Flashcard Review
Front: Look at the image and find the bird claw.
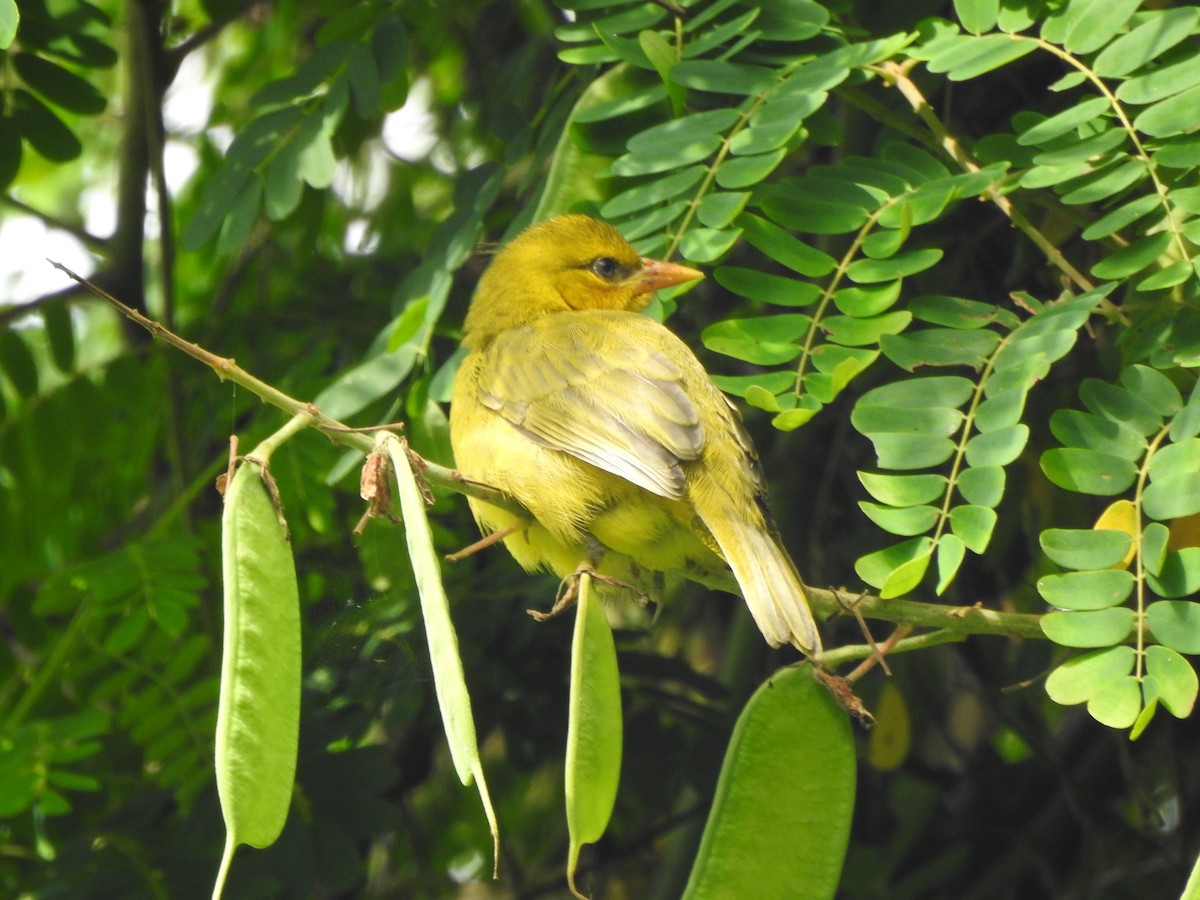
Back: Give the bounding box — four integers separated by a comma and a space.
526, 566, 650, 621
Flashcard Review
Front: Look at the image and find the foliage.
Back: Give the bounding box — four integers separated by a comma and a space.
6, 0, 1200, 897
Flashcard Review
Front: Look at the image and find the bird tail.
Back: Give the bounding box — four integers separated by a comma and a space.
709, 517, 822, 656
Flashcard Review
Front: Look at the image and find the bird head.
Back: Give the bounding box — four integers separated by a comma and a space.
462, 215, 704, 348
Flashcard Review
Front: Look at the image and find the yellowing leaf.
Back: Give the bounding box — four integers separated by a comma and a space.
1094, 499, 1137, 569
867, 682, 910, 771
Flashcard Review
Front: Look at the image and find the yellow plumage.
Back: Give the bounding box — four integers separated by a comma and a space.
449, 215, 821, 655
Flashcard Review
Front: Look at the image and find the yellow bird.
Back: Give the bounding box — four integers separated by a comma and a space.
449, 215, 821, 656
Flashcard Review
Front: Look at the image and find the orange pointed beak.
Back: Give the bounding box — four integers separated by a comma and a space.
635, 257, 704, 294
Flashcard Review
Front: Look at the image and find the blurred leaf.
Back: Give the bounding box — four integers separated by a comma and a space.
0, 0, 17, 49
12, 88, 81, 161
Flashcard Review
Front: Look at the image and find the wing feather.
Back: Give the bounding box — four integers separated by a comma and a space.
477, 312, 704, 498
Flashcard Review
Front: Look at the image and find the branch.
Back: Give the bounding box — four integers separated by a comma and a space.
167, 0, 271, 63
872, 61, 1127, 323
48, 261, 524, 516
51, 261, 1049, 643
0, 195, 109, 252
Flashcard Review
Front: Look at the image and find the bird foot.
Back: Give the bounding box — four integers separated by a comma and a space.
527, 567, 649, 621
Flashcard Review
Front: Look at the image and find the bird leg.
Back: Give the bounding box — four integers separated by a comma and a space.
444, 524, 522, 563
527, 566, 650, 621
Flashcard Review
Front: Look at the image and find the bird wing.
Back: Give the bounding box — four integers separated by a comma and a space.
475, 314, 704, 499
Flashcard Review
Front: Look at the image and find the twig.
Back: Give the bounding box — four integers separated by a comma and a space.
50, 261, 1052, 644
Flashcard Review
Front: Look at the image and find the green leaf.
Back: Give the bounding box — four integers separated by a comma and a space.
613, 133, 723, 176
1041, 608, 1135, 648
702, 315, 809, 365
565, 574, 622, 897
855, 537, 933, 593
1118, 53, 1200, 105
711, 371, 795, 398
1062, 0, 1142, 55
716, 149, 787, 189
1148, 549, 1200, 599
0, 0, 17, 50
0, 331, 38, 398
12, 89, 81, 162
680, 227, 741, 263
1050, 409, 1146, 460
1093, 8, 1200, 78
949, 504, 997, 553
882, 327, 999, 370
1040, 528, 1133, 570
975, 388, 1027, 432
1040, 447, 1138, 495
1044, 646, 1136, 705
1142, 522, 1170, 577
314, 348, 419, 421
1123, 364, 1180, 417
682, 666, 854, 900
954, 0, 999, 35
670, 60, 777, 94
739, 214, 837, 276
845, 248, 943, 284
715, 268, 821, 307
1146, 600, 1200, 654
858, 375, 975, 409
603, 170, 706, 220
927, 32, 1036, 80
1133, 83, 1200, 138
964, 424, 1029, 468
909, 294, 1003, 329
42, 300, 75, 373
760, 191, 871, 235
859, 502, 940, 537
834, 282, 902, 316
1059, 160, 1144, 206
1031, 127, 1126, 167
864, 434, 956, 470
13, 53, 107, 115
858, 472, 948, 507
1017, 97, 1111, 147
697, 192, 751, 230
1080, 376, 1165, 435
1137, 260, 1194, 292
1171, 378, 1200, 441
1038, 569, 1135, 610
825, 311, 913, 347
1087, 676, 1142, 729
1144, 472, 1200, 521
215, 460, 301, 868
936, 534, 967, 593
957, 465, 1005, 507
852, 405, 964, 437
0, 112, 20, 189
1144, 646, 1198, 718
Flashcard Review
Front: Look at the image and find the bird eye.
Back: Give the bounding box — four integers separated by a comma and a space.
590, 257, 620, 280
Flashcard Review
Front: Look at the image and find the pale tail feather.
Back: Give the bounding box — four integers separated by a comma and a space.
710, 518, 822, 656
